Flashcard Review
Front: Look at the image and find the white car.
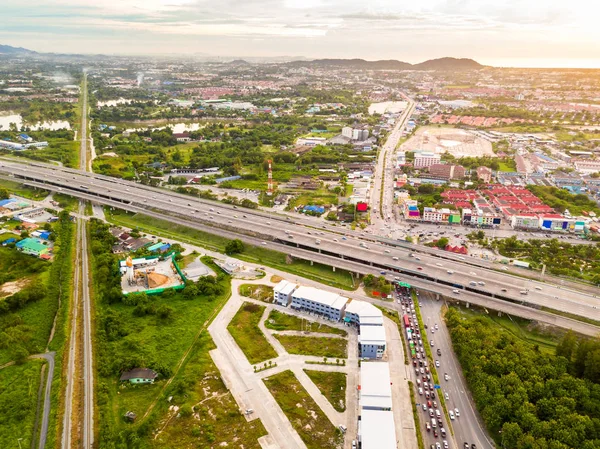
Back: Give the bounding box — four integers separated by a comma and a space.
444, 392, 449, 400
449, 410, 455, 420
444, 373, 450, 381
435, 360, 440, 367
455, 408, 460, 417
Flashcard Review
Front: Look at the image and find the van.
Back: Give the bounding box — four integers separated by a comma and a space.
392, 256, 399, 261
452, 289, 460, 294
447, 270, 454, 275
431, 418, 437, 429
418, 387, 423, 395
478, 281, 486, 286
339, 425, 347, 433
469, 281, 477, 286
520, 290, 528, 295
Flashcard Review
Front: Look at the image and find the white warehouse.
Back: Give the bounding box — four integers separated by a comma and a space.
273, 280, 297, 306
358, 362, 396, 449
290, 286, 348, 321
344, 300, 384, 326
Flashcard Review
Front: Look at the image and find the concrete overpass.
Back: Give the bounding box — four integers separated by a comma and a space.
1, 159, 599, 328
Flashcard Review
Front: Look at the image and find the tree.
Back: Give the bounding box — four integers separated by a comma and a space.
435, 237, 449, 249
225, 239, 245, 255
0, 188, 9, 200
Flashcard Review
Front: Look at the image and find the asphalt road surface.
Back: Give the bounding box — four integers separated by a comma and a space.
1, 160, 598, 324
30, 352, 56, 449
419, 292, 495, 449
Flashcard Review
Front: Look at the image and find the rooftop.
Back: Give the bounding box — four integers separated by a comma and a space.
292, 286, 348, 309
359, 325, 387, 345
360, 409, 397, 449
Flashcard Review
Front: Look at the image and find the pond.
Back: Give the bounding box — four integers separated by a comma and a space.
0, 113, 71, 130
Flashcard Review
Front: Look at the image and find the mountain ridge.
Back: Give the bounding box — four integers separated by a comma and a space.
286, 57, 484, 71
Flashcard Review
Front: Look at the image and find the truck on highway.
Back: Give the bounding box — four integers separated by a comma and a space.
512, 260, 530, 269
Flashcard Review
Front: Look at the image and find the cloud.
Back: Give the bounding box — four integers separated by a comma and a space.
0, 0, 599, 64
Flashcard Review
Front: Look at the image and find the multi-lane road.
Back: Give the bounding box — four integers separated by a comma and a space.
370, 98, 415, 225
1, 159, 599, 328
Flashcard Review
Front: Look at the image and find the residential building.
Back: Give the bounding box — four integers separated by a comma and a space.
511, 213, 541, 229
359, 325, 386, 358
413, 151, 441, 168
290, 286, 348, 321
402, 199, 420, 220
15, 238, 49, 257
476, 166, 493, 183
428, 163, 466, 180
273, 280, 297, 306
574, 161, 600, 175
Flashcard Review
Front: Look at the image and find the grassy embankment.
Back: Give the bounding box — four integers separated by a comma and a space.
265, 309, 347, 336
263, 370, 343, 449
303, 369, 346, 412
227, 302, 278, 365
105, 208, 356, 290
239, 284, 274, 303
274, 335, 347, 359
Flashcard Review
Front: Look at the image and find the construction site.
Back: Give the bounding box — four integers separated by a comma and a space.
120, 255, 186, 295
403, 126, 495, 158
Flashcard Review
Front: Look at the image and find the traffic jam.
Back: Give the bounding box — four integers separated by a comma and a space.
396, 283, 452, 449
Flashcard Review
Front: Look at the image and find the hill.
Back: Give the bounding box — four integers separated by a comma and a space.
287, 57, 484, 71
0, 45, 37, 55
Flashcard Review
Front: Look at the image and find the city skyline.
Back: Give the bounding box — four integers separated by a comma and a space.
1, 0, 600, 68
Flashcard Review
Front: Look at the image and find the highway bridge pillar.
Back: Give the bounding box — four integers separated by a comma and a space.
332, 266, 336, 272
436, 293, 440, 300
310, 260, 314, 266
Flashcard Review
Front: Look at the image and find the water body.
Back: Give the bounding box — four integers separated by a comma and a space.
126, 122, 204, 133
369, 101, 408, 115
0, 113, 71, 131
97, 98, 133, 107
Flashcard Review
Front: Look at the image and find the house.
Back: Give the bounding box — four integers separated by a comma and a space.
15, 238, 49, 257
119, 368, 158, 384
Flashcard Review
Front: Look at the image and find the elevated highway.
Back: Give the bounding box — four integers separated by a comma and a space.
1, 159, 599, 329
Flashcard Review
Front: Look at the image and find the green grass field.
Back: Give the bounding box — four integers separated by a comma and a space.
274, 335, 347, 359
265, 309, 347, 336
239, 284, 274, 303
0, 179, 49, 200
304, 369, 346, 412
105, 208, 357, 290
227, 302, 278, 365
98, 278, 232, 431
263, 370, 343, 449
0, 360, 45, 449
147, 332, 268, 448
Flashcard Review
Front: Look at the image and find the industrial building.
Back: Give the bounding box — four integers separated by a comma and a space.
358, 362, 396, 449
290, 286, 348, 321
359, 325, 386, 358
0, 139, 48, 151
273, 279, 297, 306
344, 300, 383, 326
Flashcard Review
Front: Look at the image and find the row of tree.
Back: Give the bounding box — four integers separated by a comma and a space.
446, 308, 600, 449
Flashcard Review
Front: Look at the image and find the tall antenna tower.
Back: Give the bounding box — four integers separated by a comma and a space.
267, 159, 274, 196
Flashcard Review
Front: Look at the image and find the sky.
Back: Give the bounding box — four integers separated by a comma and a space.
1, 0, 600, 68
